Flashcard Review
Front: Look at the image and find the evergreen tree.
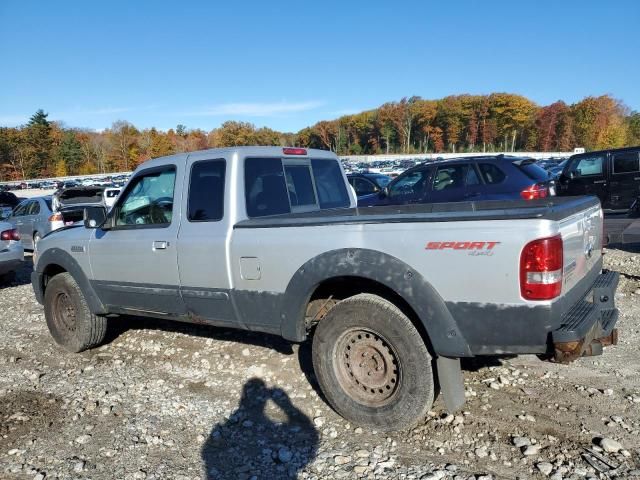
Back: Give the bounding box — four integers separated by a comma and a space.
56, 131, 83, 175
24, 109, 53, 177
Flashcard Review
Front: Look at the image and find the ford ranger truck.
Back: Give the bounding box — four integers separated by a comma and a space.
31, 146, 619, 431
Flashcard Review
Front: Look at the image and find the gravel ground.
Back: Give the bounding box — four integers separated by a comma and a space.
0, 250, 639, 480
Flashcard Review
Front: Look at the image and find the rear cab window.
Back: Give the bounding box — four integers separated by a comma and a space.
245, 157, 350, 217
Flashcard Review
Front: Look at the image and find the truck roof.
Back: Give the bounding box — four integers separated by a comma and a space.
137, 146, 337, 170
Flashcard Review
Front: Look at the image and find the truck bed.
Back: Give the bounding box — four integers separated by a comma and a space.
235, 196, 600, 228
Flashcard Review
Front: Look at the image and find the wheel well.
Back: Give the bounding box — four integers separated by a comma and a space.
306, 276, 434, 352
42, 264, 67, 291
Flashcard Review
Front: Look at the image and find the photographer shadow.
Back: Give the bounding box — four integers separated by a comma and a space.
201, 378, 319, 479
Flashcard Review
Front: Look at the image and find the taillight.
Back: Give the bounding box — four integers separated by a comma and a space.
0, 229, 20, 241
282, 147, 307, 155
520, 235, 563, 300
48, 213, 63, 222
520, 183, 549, 200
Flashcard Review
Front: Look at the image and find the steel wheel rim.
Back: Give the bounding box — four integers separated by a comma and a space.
334, 328, 401, 407
53, 291, 77, 332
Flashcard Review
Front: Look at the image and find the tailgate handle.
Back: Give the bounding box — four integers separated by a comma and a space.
593, 180, 607, 184
152, 240, 168, 250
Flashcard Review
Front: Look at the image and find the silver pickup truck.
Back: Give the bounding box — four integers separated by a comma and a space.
32, 146, 619, 430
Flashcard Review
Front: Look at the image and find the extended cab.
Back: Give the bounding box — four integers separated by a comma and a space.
32, 146, 619, 430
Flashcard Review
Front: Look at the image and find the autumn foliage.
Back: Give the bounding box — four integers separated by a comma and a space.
1, 93, 640, 181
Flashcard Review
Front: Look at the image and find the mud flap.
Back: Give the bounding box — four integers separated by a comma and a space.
436, 356, 465, 413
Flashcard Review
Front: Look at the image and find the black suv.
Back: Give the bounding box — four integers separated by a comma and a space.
557, 146, 640, 212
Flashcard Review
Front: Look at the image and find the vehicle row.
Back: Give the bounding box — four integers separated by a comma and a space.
348, 147, 640, 214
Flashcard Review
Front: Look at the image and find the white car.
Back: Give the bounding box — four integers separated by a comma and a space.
0, 221, 24, 281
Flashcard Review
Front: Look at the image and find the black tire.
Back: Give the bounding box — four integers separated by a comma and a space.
312, 293, 434, 431
44, 272, 107, 353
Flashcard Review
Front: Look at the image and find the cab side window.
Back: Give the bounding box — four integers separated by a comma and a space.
571, 156, 604, 176
115, 168, 176, 227
188, 159, 226, 222
612, 151, 640, 174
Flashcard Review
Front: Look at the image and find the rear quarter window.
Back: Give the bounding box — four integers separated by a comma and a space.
478, 164, 506, 184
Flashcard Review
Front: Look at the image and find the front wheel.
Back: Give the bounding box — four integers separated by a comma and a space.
44, 272, 107, 352
312, 293, 434, 431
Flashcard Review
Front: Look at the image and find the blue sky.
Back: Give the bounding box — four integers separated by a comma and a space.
1, 0, 639, 132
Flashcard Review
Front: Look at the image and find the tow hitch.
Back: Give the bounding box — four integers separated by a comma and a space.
554, 328, 619, 363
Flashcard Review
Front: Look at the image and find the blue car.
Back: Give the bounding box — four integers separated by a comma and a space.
358, 155, 555, 207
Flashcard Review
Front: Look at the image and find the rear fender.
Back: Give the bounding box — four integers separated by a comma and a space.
279, 248, 472, 357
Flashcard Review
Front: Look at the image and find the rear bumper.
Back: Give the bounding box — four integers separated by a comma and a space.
447, 258, 620, 358
552, 270, 619, 362
0, 243, 24, 275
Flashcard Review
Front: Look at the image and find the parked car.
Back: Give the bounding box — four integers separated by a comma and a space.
557, 146, 640, 212
358, 155, 555, 207
33, 146, 617, 431
7, 196, 63, 250
548, 159, 568, 179
347, 173, 392, 197
103, 187, 121, 209
0, 221, 24, 281
0, 190, 20, 219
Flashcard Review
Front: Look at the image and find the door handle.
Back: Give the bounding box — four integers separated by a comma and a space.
152, 240, 168, 250
593, 180, 607, 184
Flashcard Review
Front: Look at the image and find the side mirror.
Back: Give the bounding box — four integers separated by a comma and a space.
569, 171, 579, 180
381, 186, 389, 198
83, 206, 108, 229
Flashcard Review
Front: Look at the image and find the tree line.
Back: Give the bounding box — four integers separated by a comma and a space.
1, 93, 639, 181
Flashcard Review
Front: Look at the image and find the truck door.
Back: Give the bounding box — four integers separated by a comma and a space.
176, 155, 235, 324
562, 154, 608, 207
88, 164, 186, 316
608, 149, 640, 210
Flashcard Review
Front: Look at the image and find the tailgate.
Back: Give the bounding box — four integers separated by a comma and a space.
559, 202, 603, 294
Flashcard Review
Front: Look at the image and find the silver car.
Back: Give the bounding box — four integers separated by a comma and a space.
8, 196, 64, 250
0, 220, 24, 280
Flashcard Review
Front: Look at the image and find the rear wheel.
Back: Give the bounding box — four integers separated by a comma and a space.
44, 273, 107, 352
312, 293, 434, 431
